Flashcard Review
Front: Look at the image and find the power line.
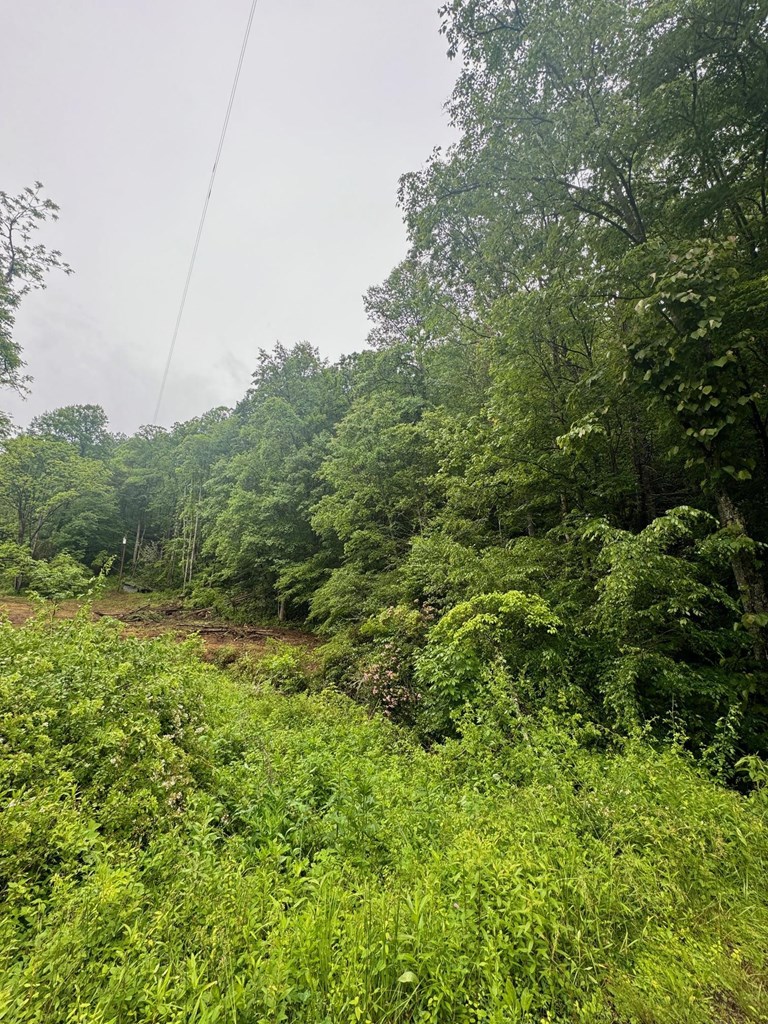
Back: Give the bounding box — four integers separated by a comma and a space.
153, 0, 259, 424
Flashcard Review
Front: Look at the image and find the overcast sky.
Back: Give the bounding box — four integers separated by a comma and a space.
3, 1, 458, 434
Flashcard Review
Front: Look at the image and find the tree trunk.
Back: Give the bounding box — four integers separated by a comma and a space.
185, 508, 199, 590
131, 520, 142, 574
631, 432, 656, 528
716, 490, 768, 661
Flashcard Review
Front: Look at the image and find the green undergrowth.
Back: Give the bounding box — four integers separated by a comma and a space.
1, 612, 767, 1023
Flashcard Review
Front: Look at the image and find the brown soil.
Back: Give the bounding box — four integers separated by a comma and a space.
0, 592, 318, 658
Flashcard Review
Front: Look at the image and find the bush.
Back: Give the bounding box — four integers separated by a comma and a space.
0, 541, 33, 593
0, 543, 92, 599
581, 507, 764, 759
415, 590, 564, 735
352, 603, 433, 723
316, 604, 434, 723
27, 552, 92, 600
0, 613, 209, 867
184, 581, 222, 611
236, 639, 313, 693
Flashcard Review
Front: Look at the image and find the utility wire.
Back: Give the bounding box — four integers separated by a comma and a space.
153, 0, 259, 424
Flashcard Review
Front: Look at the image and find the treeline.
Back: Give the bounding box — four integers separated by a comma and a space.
2, 0, 768, 762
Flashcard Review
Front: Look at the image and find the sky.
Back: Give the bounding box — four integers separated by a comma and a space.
3, 1, 458, 434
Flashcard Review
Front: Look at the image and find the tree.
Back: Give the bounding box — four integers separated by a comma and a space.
111, 426, 178, 583
0, 183, 71, 393
397, 0, 768, 654
0, 436, 116, 561
0, 277, 25, 396
28, 404, 113, 459
308, 352, 441, 627
204, 344, 347, 616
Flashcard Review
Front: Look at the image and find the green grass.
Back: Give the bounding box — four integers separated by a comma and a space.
1, 612, 767, 1022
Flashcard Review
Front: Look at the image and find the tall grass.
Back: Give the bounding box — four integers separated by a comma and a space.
1, 612, 766, 1022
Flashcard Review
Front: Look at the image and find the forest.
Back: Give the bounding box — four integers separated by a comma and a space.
2, 1, 768, 1021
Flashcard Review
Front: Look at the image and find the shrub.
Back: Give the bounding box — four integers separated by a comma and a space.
0, 613, 209, 873
0, 541, 33, 593
582, 507, 763, 758
0, 543, 92, 599
27, 552, 92, 600
237, 639, 313, 693
354, 603, 433, 723
415, 590, 564, 735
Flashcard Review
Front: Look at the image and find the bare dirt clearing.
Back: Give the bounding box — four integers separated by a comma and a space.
0, 592, 317, 658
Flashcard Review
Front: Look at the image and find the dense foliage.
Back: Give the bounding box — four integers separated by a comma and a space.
2, 614, 768, 1023
2, 0, 767, 768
